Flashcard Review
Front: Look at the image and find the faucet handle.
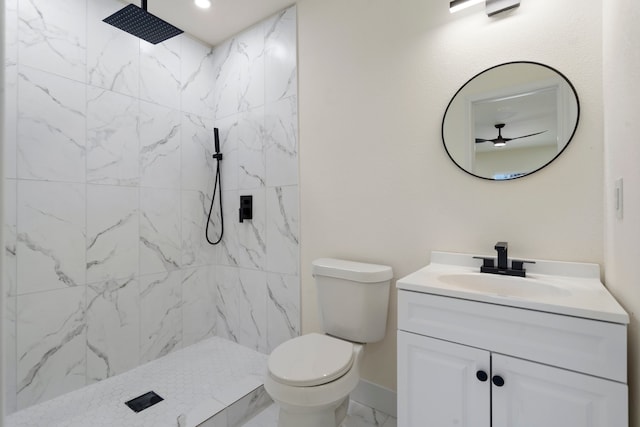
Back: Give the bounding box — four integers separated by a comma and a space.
473, 256, 495, 268
511, 259, 536, 271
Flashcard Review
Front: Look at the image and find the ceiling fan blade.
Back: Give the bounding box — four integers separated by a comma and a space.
506, 130, 547, 141
475, 138, 493, 143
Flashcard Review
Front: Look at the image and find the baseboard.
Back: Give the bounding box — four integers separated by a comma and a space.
351, 379, 397, 418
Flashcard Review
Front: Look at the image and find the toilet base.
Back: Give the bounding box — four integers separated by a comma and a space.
277, 396, 349, 427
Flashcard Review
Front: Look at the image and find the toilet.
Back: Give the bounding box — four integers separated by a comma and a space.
264, 258, 393, 427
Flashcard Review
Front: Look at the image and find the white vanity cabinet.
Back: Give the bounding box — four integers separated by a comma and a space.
397, 290, 628, 427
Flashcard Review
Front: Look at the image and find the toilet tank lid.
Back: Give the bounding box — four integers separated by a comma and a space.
312, 258, 393, 283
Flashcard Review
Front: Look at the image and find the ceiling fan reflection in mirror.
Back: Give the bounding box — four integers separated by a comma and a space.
475, 123, 547, 147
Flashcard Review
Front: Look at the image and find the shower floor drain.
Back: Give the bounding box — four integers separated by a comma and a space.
125, 391, 164, 413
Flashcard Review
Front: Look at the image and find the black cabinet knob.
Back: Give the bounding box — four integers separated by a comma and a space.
492, 375, 505, 387
476, 370, 488, 382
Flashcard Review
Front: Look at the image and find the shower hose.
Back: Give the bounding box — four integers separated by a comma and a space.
205, 128, 223, 245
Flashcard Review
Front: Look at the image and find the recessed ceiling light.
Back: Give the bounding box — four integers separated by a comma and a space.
194, 0, 211, 9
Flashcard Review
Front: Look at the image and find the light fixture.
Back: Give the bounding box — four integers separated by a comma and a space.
486, 0, 520, 16
194, 0, 211, 9
449, 0, 484, 13
449, 0, 520, 16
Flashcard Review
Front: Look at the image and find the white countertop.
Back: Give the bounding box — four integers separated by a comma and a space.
397, 251, 629, 324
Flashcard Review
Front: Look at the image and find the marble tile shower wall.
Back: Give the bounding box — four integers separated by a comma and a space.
2, 0, 299, 413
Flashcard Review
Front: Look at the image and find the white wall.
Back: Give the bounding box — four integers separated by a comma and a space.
603, 0, 640, 424
297, 0, 604, 390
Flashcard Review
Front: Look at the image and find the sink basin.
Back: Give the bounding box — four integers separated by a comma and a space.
396, 251, 630, 324
437, 273, 572, 299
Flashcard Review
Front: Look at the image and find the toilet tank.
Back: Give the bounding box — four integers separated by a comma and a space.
312, 258, 393, 343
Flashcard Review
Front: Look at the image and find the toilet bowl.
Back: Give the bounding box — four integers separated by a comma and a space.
265, 333, 364, 427
264, 258, 393, 427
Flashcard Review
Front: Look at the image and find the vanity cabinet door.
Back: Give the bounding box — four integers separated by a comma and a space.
398, 331, 490, 427
491, 354, 628, 427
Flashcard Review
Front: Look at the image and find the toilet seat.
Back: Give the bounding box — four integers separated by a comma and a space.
268, 333, 354, 387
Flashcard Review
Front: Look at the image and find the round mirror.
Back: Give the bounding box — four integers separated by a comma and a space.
442, 61, 580, 181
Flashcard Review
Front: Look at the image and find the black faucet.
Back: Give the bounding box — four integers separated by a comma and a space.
474, 241, 535, 277
495, 241, 508, 269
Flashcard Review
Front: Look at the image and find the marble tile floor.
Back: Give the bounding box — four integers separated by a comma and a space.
244, 401, 397, 427
6, 334, 396, 427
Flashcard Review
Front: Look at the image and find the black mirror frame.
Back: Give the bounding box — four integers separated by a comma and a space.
441, 61, 580, 181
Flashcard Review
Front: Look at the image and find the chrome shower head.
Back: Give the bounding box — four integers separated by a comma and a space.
103, 0, 183, 45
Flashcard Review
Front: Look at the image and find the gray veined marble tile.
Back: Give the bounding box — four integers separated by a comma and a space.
214, 266, 241, 345
181, 36, 216, 118
16, 286, 87, 410
6, 337, 268, 426
219, 189, 240, 267
238, 108, 266, 191
87, 0, 140, 96
5, 294, 18, 415
4, 0, 18, 179
242, 402, 280, 427
238, 188, 267, 271
226, 386, 273, 427
182, 266, 217, 347
4, 0, 18, 66
3, 68, 18, 179
342, 401, 390, 427
215, 266, 267, 352
237, 269, 268, 353
211, 24, 265, 120
17, 66, 87, 183
86, 87, 140, 186
381, 417, 397, 427
140, 271, 183, 363
181, 113, 216, 193
140, 187, 181, 275
17, 180, 86, 295
180, 189, 219, 268
140, 37, 181, 109
4, 180, 18, 413
215, 115, 241, 192
266, 273, 300, 352
86, 276, 140, 384
18, 0, 87, 82
86, 184, 139, 284
140, 101, 182, 189
4, 179, 17, 297
265, 96, 298, 187
265, 6, 298, 104
266, 186, 299, 275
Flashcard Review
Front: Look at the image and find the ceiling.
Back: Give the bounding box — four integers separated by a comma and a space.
130, 0, 296, 46
474, 88, 559, 153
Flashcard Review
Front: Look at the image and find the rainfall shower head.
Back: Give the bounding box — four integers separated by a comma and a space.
103, 0, 183, 45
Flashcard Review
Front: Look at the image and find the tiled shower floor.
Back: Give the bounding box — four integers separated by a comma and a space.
6, 336, 397, 427
6, 337, 270, 427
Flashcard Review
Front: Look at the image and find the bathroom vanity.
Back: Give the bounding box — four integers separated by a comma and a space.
397, 251, 629, 427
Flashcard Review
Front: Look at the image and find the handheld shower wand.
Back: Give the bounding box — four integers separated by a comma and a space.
206, 128, 223, 245
212, 128, 222, 160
